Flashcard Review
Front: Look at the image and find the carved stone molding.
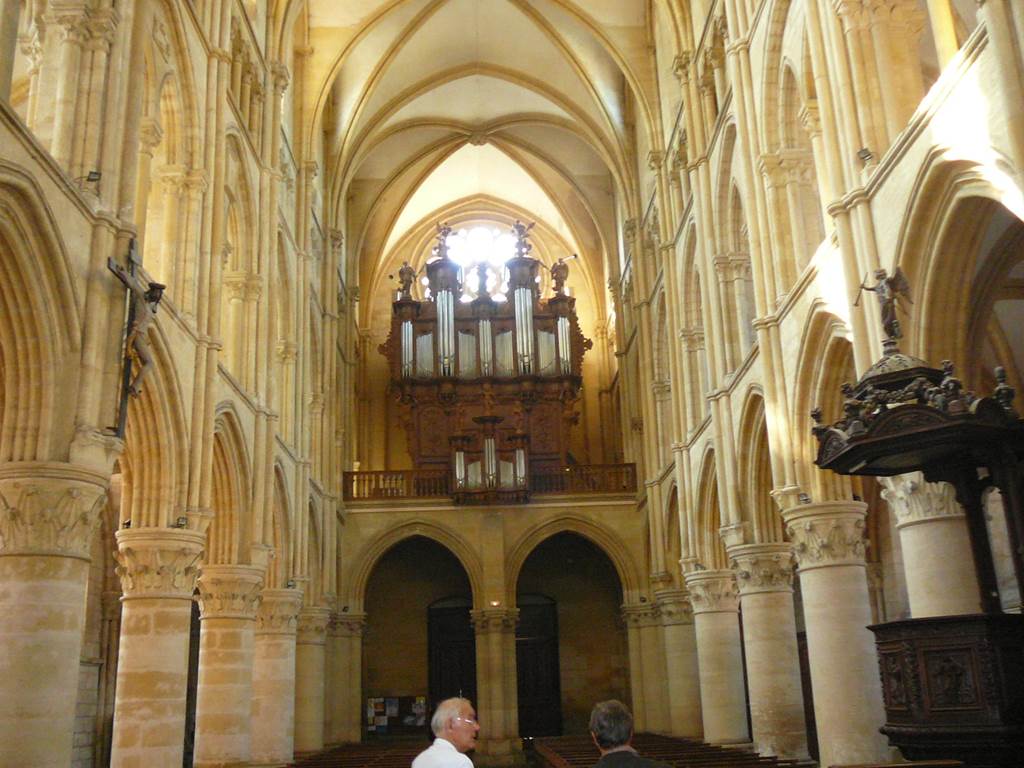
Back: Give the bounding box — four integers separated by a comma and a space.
655, 588, 694, 626
256, 588, 303, 635
728, 543, 796, 596
684, 569, 739, 614
197, 564, 264, 620
672, 52, 692, 84
783, 501, 868, 571
621, 603, 661, 628
114, 528, 205, 600
0, 464, 108, 560
296, 607, 331, 644
138, 117, 164, 152
471, 607, 519, 633
878, 471, 962, 529
276, 339, 298, 363
46, 10, 90, 45
335, 612, 368, 638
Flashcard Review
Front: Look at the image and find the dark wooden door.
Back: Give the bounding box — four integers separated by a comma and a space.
516, 595, 562, 737
428, 597, 477, 708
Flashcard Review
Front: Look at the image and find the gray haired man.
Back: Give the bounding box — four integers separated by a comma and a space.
412, 697, 479, 767
589, 700, 670, 768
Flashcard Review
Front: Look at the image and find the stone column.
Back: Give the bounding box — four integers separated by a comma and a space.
472, 607, 520, 766
622, 604, 648, 732
251, 587, 303, 766
293, 607, 330, 754
0, 0, 21, 101
729, 543, 809, 759
656, 589, 702, 738
44, 10, 89, 168
0, 464, 108, 768
331, 613, 366, 744
622, 603, 669, 733
879, 472, 982, 616
925, 0, 959, 66
324, 612, 343, 746
684, 569, 749, 745
192, 564, 264, 767
110, 527, 205, 768
784, 501, 889, 767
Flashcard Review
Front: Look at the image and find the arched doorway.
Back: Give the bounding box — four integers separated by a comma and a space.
515, 532, 629, 736
363, 536, 475, 737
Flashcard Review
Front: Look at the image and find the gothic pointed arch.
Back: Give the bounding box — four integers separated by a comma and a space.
347, 519, 484, 611
504, 515, 642, 605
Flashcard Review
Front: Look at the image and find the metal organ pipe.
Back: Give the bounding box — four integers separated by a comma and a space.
514, 287, 534, 375
437, 289, 455, 376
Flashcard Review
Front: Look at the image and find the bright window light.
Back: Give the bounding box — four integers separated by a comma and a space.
445, 226, 515, 302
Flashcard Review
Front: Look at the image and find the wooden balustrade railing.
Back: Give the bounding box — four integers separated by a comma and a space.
342, 464, 636, 501
342, 469, 451, 501
530, 464, 637, 494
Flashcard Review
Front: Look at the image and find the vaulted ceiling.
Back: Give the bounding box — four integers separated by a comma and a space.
294, 0, 672, 327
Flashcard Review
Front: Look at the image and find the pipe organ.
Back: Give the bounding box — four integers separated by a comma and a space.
380, 222, 591, 503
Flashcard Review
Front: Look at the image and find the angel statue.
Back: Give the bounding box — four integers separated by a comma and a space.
858, 267, 912, 340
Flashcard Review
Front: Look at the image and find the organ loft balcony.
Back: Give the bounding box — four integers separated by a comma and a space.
345, 221, 636, 504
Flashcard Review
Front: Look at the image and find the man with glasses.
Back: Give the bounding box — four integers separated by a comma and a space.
412, 697, 479, 767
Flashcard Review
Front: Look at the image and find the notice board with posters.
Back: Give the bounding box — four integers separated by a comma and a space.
364, 695, 428, 735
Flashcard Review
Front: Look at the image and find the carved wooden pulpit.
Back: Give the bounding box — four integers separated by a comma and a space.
379, 222, 591, 504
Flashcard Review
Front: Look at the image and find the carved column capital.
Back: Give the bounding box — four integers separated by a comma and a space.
138, 117, 164, 153
335, 612, 367, 638
655, 588, 694, 625
621, 603, 661, 627
759, 151, 786, 186
256, 587, 303, 635
114, 528, 205, 600
879, 471, 962, 529
46, 10, 90, 45
296, 607, 331, 645
0, 463, 108, 559
680, 327, 705, 351
684, 569, 739, 614
196, 564, 264, 620
86, 8, 119, 51
672, 52, 692, 84
783, 501, 868, 571
271, 62, 290, 94
728, 543, 796, 596
471, 607, 519, 633
157, 163, 187, 190
276, 339, 298, 363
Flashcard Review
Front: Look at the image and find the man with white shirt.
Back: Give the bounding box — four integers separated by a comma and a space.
412, 697, 479, 767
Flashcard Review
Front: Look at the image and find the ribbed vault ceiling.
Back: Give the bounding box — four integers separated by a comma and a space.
297, 0, 667, 325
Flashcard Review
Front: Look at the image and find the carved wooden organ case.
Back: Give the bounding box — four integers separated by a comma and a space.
379, 224, 591, 503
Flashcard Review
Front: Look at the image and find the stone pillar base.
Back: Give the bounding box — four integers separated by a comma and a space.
474, 737, 526, 767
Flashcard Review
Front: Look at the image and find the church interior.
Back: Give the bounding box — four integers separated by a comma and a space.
1, 0, 1023, 767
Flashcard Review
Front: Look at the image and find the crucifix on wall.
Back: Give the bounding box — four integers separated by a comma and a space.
107, 239, 165, 437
